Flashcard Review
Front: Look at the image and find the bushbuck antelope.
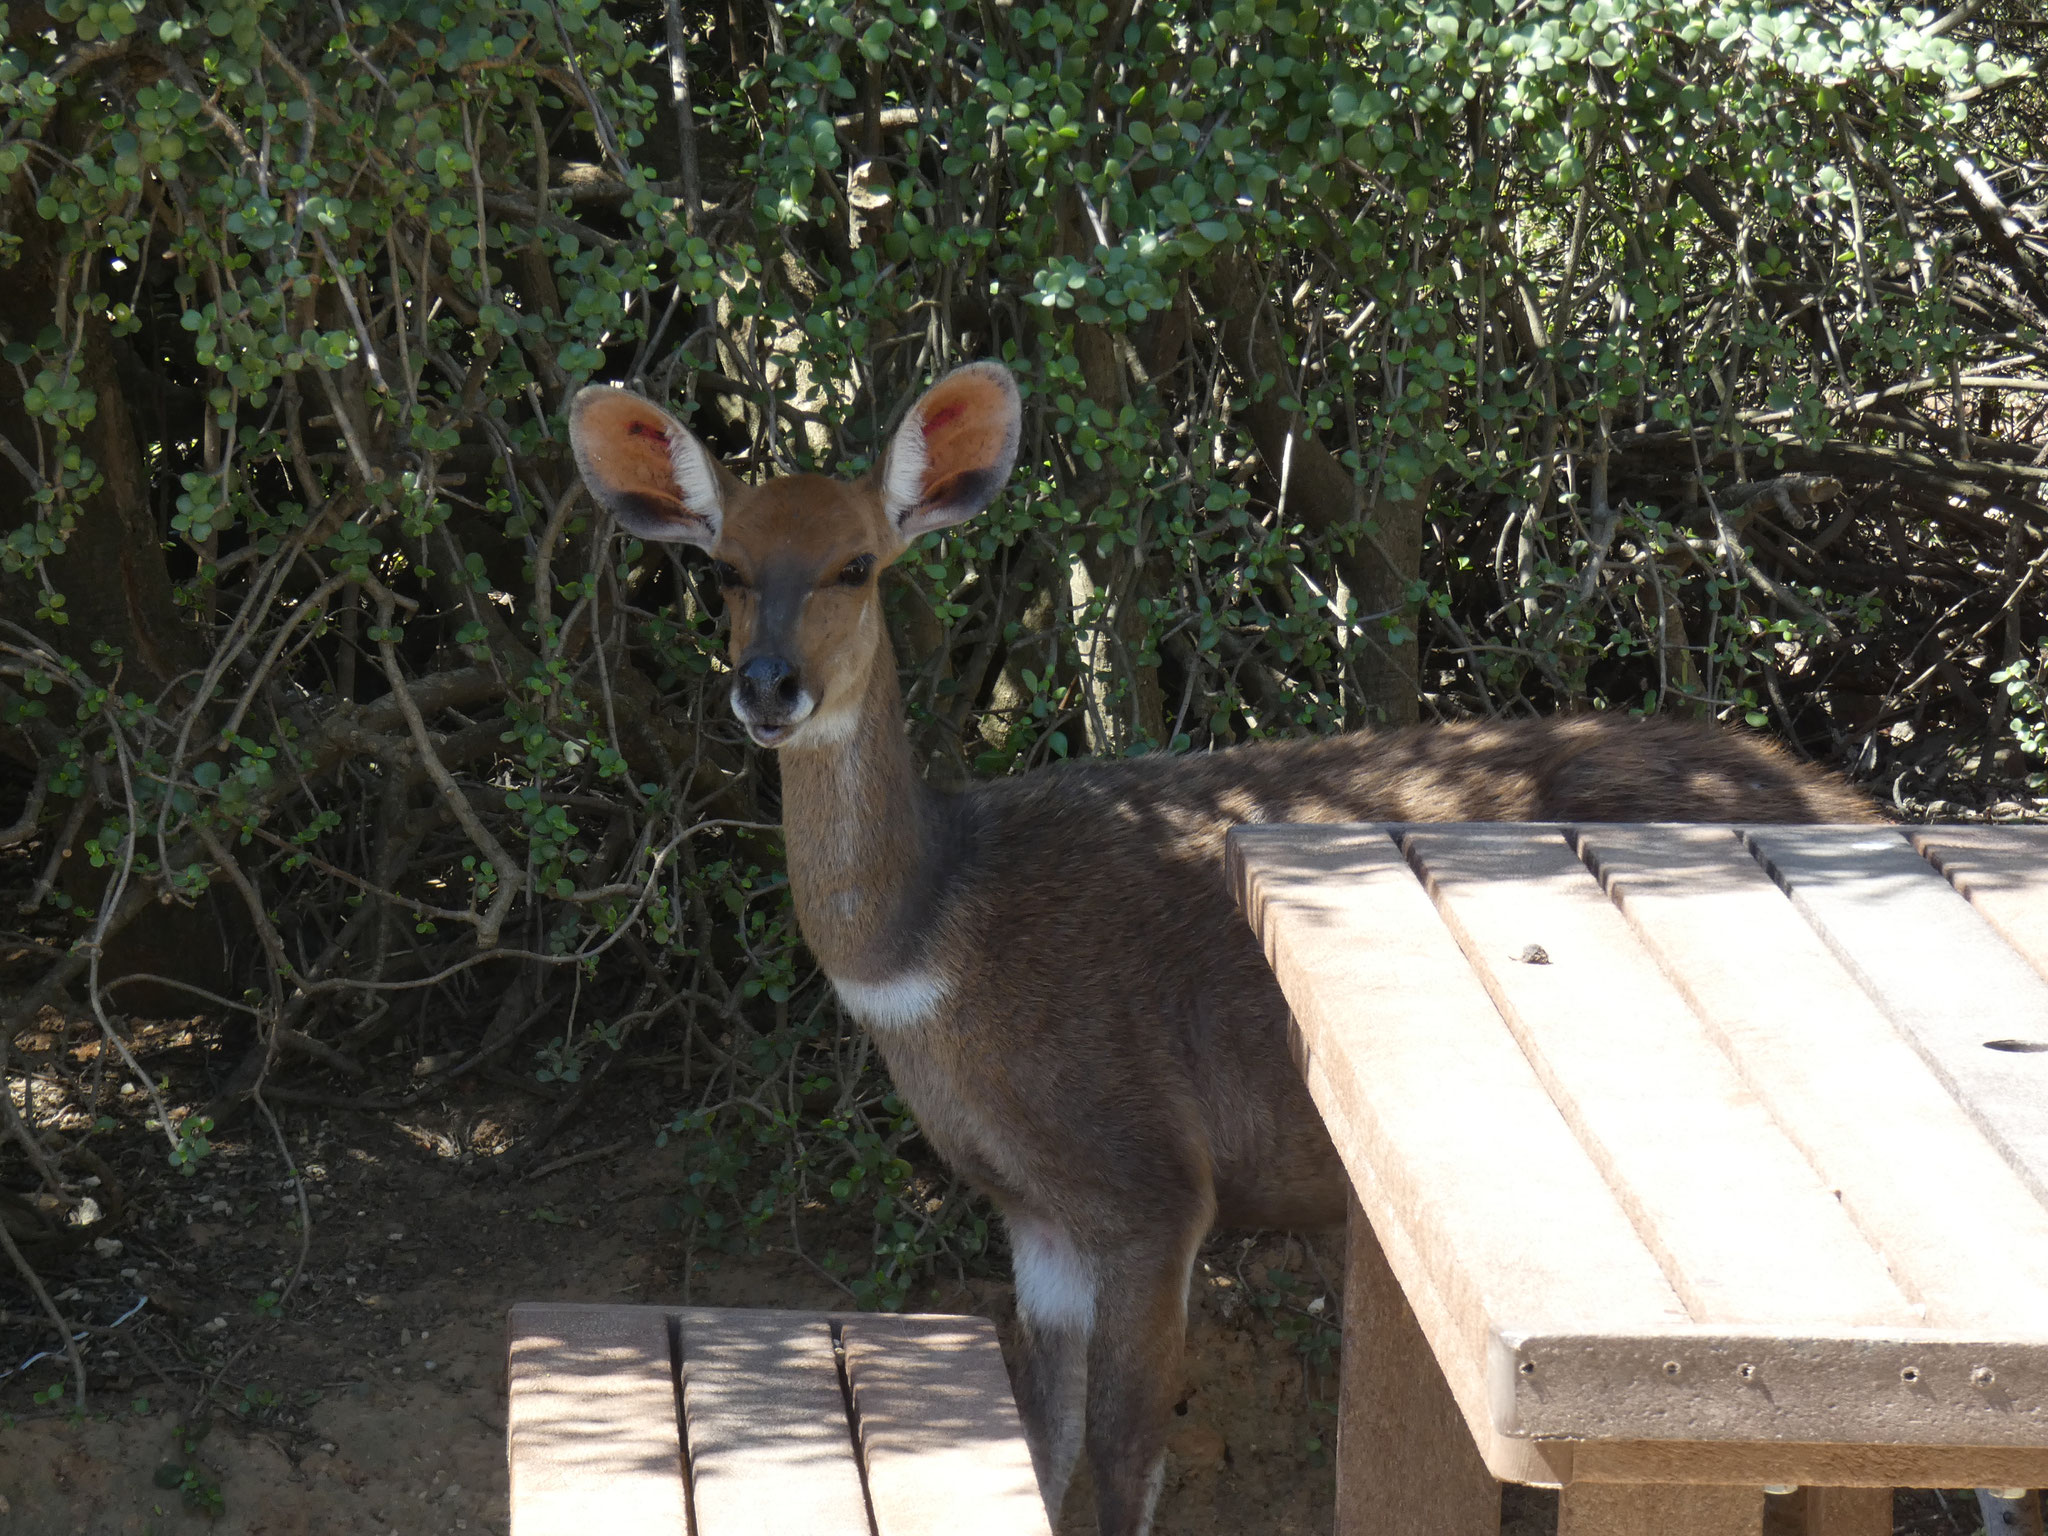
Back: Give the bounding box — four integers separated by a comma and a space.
569, 363, 1874, 1536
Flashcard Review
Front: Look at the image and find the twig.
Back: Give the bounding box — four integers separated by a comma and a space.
664, 0, 701, 232
250, 1085, 313, 1308
310, 227, 389, 394
0, 762, 50, 849
273, 1027, 367, 1080
522, 1137, 632, 1181
368, 586, 525, 946
0, 1207, 86, 1407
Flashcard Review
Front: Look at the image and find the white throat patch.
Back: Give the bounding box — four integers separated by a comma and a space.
832, 969, 948, 1032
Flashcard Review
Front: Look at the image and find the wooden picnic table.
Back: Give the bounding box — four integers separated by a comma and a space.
1228, 822, 2048, 1536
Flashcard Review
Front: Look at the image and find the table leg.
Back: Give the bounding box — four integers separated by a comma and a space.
1782, 1486, 1892, 1536
1979, 1489, 2045, 1536
1338, 1191, 1499, 1536
1559, 1482, 1764, 1536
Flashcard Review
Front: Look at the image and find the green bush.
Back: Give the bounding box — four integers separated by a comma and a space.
1, 0, 2041, 1334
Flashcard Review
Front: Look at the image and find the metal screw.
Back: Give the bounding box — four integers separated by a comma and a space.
1762, 1484, 1799, 1497
1972, 1367, 1997, 1388
1662, 1361, 1682, 1378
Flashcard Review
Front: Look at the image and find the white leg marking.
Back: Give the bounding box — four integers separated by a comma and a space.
1010, 1216, 1092, 1519
1133, 1453, 1166, 1536
832, 969, 949, 1032
1010, 1217, 1097, 1335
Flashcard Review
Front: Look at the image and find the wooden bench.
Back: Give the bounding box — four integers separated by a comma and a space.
506, 1302, 1051, 1536
1229, 822, 2048, 1536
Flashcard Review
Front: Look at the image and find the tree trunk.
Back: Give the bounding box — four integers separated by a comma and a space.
1198, 254, 1430, 725
0, 178, 203, 694
2, 164, 222, 1009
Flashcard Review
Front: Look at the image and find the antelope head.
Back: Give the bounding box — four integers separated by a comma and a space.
568, 363, 1022, 749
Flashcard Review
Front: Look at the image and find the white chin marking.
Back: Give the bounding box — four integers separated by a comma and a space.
782, 703, 857, 749
833, 969, 948, 1033
1010, 1217, 1096, 1335
733, 691, 816, 747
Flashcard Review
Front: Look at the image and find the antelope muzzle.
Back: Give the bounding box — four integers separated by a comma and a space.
731, 653, 814, 745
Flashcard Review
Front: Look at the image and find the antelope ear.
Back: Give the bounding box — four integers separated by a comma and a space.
878, 362, 1022, 549
567, 386, 730, 549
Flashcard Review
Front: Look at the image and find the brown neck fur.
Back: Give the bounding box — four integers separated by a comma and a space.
775, 626, 939, 984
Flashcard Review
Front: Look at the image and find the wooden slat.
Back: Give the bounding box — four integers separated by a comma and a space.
1744, 826, 2048, 1208
1299, 1036, 1567, 1487
1336, 1190, 1502, 1536
1566, 1440, 2048, 1490
1228, 825, 1690, 1349
839, 1314, 1051, 1536
1912, 826, 2048, 986
506, 1302, 690, 1536
1558, 1481, 1764, 1536
1491, 1325, 2048, 1444
1404, 825, 1912, 1328
1573, 824, 2048, 1332
1787, 1486, 1893, 1536
675, 1308, 871, 1536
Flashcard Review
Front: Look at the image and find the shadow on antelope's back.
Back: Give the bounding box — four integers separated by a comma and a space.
568, 361, 1875, 1536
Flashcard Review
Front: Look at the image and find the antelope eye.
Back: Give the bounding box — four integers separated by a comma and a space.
835, 554, 876, 588
710, 560, 746, 590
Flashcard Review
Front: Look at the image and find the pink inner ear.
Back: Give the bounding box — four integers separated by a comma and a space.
627, 420, 672, 448
922, 403, 964, 438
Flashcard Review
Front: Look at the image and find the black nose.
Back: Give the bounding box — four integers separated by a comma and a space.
737, 656, 801, 709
